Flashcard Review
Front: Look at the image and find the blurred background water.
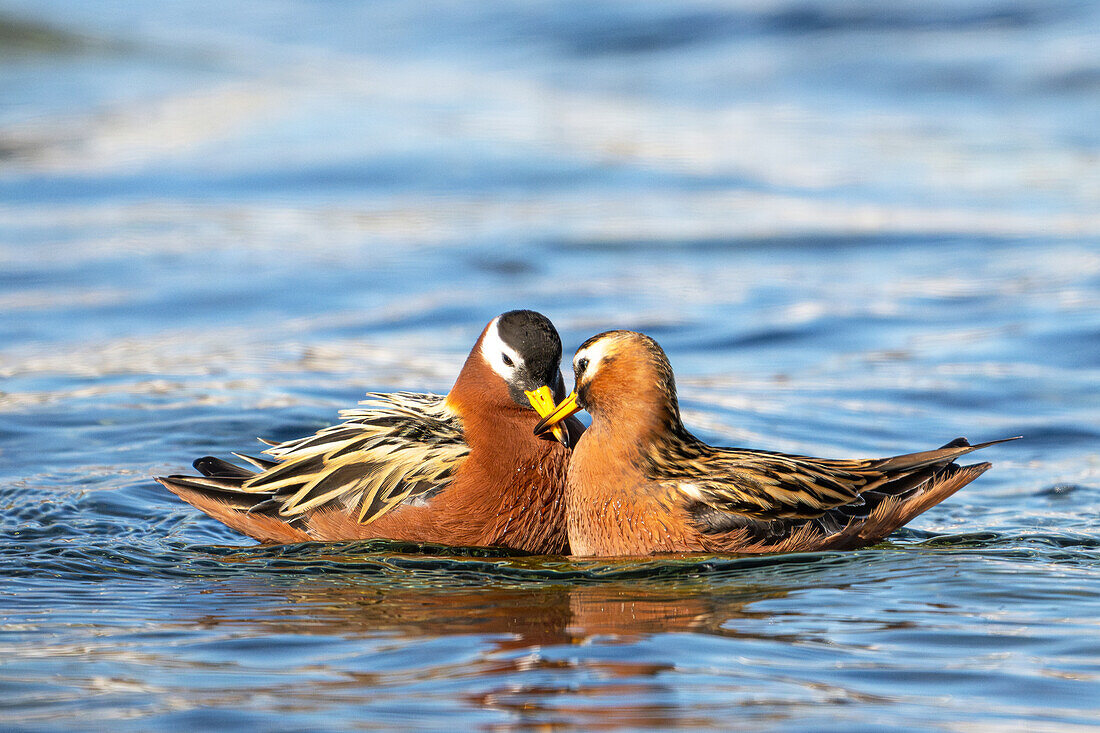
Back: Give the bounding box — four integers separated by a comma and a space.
2, 1, 1099, 730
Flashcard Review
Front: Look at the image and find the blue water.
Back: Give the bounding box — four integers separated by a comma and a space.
2, 1, 1100, 730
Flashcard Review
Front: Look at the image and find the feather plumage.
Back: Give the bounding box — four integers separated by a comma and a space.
158, 310, 580, 553
162, 392, 468, 526
650, 436, 1019, 523
539, 329, 1018, 556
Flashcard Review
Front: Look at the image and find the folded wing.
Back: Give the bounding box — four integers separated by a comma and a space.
672, 436, 1019, 530
159, 392, 469, 526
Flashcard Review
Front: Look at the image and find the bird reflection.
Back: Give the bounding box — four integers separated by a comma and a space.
192, 572, 794, 644
177, 556, 805, 727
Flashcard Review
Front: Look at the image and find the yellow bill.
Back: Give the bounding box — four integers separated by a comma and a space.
531, 390, 582, 445
525, 386, 571, 447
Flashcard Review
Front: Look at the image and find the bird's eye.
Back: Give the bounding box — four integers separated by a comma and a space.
576, 357, 589, 374
501, 353, 514, 367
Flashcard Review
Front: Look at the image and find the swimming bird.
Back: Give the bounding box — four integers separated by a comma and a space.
158, 310, 584, 553
534, 330, 1018, 557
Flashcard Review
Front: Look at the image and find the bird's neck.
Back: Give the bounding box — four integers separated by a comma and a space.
586, 399, 688, 467
461, 405, 571, 552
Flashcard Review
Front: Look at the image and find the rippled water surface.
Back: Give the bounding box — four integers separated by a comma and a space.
2, 1, 1100, 730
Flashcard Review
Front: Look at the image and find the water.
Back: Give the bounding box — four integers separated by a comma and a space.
2, 1, 1099, 729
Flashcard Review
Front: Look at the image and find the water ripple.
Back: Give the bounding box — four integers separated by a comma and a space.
5, 532, 1099, 589
4, 0, 1100, 728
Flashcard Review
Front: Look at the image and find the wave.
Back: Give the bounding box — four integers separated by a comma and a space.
5, 530, 1097, 586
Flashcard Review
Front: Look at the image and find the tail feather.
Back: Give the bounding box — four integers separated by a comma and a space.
883, 461, 991, 530
157, 457, 311, 544
825, 461, 992, 550
160, 474, 247, 495
808, 436, 1012, 543
717, 434, 1007, 554
872, 436, 1020, 473
194, 456, 255, 479
164, 454, 275, 495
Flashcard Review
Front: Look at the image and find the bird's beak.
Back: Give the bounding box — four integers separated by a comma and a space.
525, 386, 571, 447
532, 391, 582, 445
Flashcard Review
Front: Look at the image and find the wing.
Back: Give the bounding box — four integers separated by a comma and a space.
664, 436, 1018, 522
174, 392, 470, 525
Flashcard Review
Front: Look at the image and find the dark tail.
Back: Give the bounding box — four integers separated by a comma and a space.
823, 435, 1018, 548
757, 436, 1016, 552
157, 455, 310, 544
871, 435, 1020, 473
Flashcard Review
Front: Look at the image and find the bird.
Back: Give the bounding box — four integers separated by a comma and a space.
534, 330, 1019, 557
157, 310, 584, 553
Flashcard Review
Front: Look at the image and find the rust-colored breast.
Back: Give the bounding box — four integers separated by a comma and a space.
305, 411, 574, 554
566, 432, 703, 556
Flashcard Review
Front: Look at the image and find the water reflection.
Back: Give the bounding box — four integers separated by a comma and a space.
8, 537, 1100, 728
193, 576, 791, 644
5, 0, 1100, 728
173, 576, 798, 727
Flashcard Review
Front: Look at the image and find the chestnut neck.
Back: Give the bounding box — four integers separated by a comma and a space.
446, 335, 563, 492
583, 354, 687, 464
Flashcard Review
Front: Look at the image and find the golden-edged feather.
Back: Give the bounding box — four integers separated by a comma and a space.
162, 392, 469, 526
650, 435, 1020, 523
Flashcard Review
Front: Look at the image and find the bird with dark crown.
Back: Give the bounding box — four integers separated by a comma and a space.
158, 310, 584, 553
535, 330, 1018, 557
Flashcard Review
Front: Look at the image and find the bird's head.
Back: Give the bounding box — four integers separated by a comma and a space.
449, 310, 572, 446
534, 330, 682, 442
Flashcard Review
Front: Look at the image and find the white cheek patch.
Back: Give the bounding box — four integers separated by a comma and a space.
480, 317, 524, 381
573, 349, 587, 374
574, 338, 612, 378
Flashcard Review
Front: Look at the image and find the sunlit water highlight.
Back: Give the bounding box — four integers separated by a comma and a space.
2, 1, 1099, 730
